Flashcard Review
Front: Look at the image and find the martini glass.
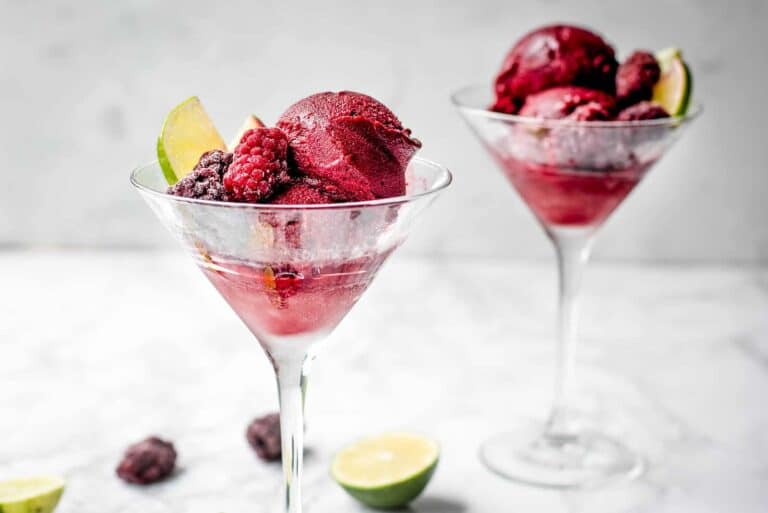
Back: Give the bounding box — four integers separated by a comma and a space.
452, 84, 699, 488
131, 158, 451, 512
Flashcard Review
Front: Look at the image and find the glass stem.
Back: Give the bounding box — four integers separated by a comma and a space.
274, 351, 312, 513
545, 227, 594, 435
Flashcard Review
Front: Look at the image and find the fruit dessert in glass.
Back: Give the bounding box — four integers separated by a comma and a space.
452, 24, 699, 488
132, 91, 451, 512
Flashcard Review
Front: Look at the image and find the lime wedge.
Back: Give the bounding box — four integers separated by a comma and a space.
331, 433, 439, 509
0, 476, 65, 513
652, 47, 692, 116
157, 96, 226, 185
228, 114, 265, 151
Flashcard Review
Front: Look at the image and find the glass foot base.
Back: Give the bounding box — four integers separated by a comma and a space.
480, 422, 644, 489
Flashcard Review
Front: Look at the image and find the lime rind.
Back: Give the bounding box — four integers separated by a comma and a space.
157, 96, 226, 185
653, 47, 692, 116
156, 132, 175, 185
157, 96, 196, 185
331, 433, 439, 508
0, 476, 65, 513
338, 460, 438, 509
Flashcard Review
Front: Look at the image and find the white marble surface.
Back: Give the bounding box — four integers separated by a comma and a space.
1, 0, 767, 263
1, 251, 767, 512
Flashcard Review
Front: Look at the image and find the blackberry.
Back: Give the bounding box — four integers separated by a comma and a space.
116, 436, 177, 485
194, 149, 233, 177
167, 167, 226, 200
246, 413, 281, 461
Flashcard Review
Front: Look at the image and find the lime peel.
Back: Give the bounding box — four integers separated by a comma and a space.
0, 476, 65, 513
157, 96, 226, 185
652, 47, 692, 116
332, 432, 439, 508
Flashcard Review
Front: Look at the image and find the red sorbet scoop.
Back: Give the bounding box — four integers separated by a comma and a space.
492, 24, 617, 114
276, 91, 421, 202
519, 86, 616, 120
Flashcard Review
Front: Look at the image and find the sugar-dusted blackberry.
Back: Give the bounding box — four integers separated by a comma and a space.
194, 149, 233, 177
167, 167, 226, 200
246, 413, 281, 461
116, 436, 177, 485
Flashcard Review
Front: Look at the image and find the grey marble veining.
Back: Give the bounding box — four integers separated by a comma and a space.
1, 251, 767, 512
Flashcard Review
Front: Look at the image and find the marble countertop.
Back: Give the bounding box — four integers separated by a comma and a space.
1, 251, 766, 513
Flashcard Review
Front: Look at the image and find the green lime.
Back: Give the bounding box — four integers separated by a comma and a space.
331, 432, 439, 509
157, 96, 226, 185
652, 47, 692, 116
0, 476, 65, 513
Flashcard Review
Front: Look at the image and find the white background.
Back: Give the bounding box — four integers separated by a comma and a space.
1, 0, 766, 263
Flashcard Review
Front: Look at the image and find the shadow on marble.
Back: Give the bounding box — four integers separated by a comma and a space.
403, 495, 467, 513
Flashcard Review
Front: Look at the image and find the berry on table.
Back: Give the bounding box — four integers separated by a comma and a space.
116, 436, 177, 485
246, 413, 281, 461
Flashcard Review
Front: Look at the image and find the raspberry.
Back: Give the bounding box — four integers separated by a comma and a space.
246, 413, 281, 461
167, 167, 226, 200
195, 149, 233, 177
116, 436, 177, 485
223, 128, 291, 203
262, 264, 305, 307
490, 94, 521, 115
616, 51, 661, 108
617, 101, 669, 121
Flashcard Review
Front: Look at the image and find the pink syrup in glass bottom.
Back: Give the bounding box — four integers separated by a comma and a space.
500, 156, 652, 227
201, 253, 390, 339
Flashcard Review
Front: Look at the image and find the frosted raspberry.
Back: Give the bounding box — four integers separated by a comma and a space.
116, 436, 177, 485
617, 101, 669, 121
616, 51, 661, 107
223, 128, 291, 203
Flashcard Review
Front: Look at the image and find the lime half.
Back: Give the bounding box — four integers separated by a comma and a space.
331, 433, 439, 509
157, 96, 226, 185
652, 47, 692, 116
0, 476, 65, 513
